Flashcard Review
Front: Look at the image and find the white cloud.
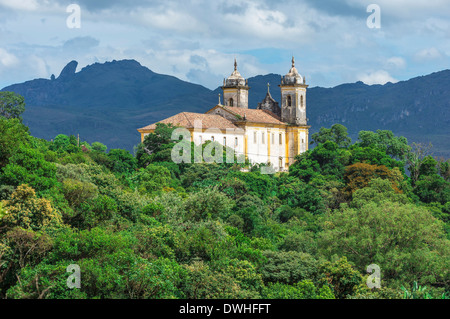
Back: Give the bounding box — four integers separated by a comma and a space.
414, 47, 443, 61
0, 48, 19, 67
0, 0, 448, 89
385, 56, 406, 69
0, 0, 39, 11
358, 70, 398, 85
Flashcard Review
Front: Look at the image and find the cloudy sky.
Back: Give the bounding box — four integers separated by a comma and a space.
0, 0, 449, 89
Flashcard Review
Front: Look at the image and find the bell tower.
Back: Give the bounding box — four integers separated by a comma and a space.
222, 59, 249, 109
279, 57, 308, 125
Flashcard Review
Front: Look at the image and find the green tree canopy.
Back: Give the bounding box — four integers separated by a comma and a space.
319, 200, 450, 287
311, 124, 352, 148
0, 92, 25, 120
0, 117, 30, 168
358, 130, 410, 160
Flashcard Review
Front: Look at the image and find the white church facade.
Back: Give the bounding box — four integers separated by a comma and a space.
138, 58, 310, 171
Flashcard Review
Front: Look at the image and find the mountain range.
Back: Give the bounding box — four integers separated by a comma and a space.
2, 59, 449, 158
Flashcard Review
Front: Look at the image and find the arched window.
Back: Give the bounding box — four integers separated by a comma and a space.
301, 95, 304, 108
229, 98, 234, 106
287, 95, 292, 107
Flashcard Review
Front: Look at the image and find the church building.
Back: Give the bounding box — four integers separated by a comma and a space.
137, 57, 310, 171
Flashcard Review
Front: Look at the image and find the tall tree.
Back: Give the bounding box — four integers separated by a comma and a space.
358, 130, 410, 160
407, 142, 433, 186
311, 124, 352, 148
0, 92, 26, 120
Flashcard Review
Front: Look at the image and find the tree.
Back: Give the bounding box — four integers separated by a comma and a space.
358, 130, 410, 160
418, 156, 438, 177
180, 260, 244, 299
91, 142, 107, 153
107, 149, 137, 174
407, 142, 433, 186
289, 141, 349, 182
311, 124, 351, 148
61, 179, 98, 208
183, 187, 234, 221
0, 92, 25, 120
350, 178, 409, 209
413, 174, 450, 205
1, 146, 58, 193
317, 257, 365, 299
437, 158, 450, 181
319, 200, 450, 287
261, 280, 335, 299
343, 162, 403, 196
0, 117, 30, 168
259, 251, 318, 285
0, 184, 63, 232
133, 164, 175, 195
136, 123, 178, 167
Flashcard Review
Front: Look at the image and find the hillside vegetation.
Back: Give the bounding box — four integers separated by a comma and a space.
0, 102, 449, 299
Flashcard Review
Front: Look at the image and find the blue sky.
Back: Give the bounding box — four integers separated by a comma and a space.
0, 0, 449, 89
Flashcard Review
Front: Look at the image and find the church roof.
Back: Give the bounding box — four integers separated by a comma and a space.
138, 112, 239, 131
207, 105, 285, 125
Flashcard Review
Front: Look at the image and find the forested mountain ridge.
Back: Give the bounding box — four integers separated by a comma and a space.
2, 60, 449, 157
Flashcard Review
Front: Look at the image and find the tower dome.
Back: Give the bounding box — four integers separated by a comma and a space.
221, 59, 249, 109
281, 56, 304, 85
224, 59, 247, 87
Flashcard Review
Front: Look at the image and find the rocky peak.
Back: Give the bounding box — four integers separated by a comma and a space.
57, 60, 78, 81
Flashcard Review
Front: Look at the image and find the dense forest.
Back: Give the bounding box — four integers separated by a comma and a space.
0, 92, 449, 299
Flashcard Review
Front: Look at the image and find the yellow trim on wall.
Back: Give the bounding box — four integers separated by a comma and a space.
223, 88, 238, 94
244, 136, 248, 160
285, 130, 289, 168
306, 131, 309, 151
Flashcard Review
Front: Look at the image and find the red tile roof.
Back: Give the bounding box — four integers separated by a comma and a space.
138, 112, 239, 131
208, 105, 285, 125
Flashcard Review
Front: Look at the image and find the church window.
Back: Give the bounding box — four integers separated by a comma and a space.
279, 134, 282, 144
262, 132, 265, 144
301, 95, 304, 108
211, 136, 215, 142
235, 137, 238, 147
279, 157, 283, 170
229, 98, 234, 106
223, 137, 226, 145
287, 95, 292, 107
